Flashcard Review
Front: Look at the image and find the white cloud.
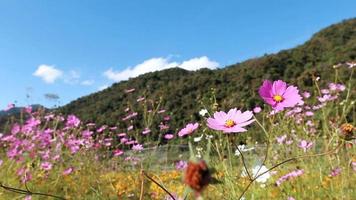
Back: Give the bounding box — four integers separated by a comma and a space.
81, 80, 95, 86
103, 56, 219, 82
98, 85, 109, 91
33, 65, 63, 83
64, 70, 81, 84
179, 56, 219, 71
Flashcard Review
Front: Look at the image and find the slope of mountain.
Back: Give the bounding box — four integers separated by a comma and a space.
58, 18, 356, 130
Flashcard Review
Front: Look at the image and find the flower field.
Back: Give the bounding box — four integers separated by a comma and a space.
0, 63, 355, 200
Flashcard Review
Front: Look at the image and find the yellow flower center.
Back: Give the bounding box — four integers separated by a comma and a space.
225, 119, 235, 128
273, 95, 283, 102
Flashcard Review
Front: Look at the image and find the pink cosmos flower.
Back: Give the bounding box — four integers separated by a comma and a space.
253, 106, 262, 113
178, 123, 199, 137
207, 108, 255, 133
175, 160, 188, 170
276, 135, 287, 144
127, 125, 134, 131
132, 144, 143, 151
117, 133, 127, 137
40, 162, 53, 171
142, 128, 151, 135
302, 91, 311, 99
259, 80, 302, 111
113, 149, 124, 156
66, 115, 81, 128
329, 167, 341, 177
164, 134, 174, 140
276, 169, 304, 186
63, 167, 74, 175
298, 140, 313, 152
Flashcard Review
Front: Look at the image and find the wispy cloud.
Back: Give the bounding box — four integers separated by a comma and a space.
103, 56, 219, 82
63, 70, 81, 85
81, 80, 95, 86
33, 65, 63, 84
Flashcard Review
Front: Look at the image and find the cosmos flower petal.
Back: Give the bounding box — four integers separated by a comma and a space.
258, 80, 273, 98
272, 80, 287, 95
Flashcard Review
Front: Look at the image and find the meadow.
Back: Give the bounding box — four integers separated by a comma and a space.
0, 63, 355, 200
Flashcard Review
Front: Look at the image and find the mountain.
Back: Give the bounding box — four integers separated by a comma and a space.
58, 18, 356, 130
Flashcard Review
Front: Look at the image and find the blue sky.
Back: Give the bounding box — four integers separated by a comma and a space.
0, 0, 355, 109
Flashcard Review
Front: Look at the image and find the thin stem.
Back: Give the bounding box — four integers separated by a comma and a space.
0, 182, 66, 200
236, 142, 343, 200
235, 146, 252, 181
142, 171, 176, 200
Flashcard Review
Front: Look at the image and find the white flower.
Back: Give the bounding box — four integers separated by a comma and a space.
199, 109, 208, 116
252, 165, 270, 183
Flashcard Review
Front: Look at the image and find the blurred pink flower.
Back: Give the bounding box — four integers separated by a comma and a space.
40, 162, 53, 171
276, 135, 287, 144
175, 160, 188, 170
351, 162, 356, 172
0, 159, 3, 166
302, 91, 311, 99
66, 115, 81, 128
253, 106, 262, 113
142, 128, 151, 135
132, 144, 143, 151
305, 111, 314, 116
127, 125, 134, 131
117, 133, 127, 137
259, 80, 302, 111
207, 108, 255, 133
164, 134, 174, 140
329, 167, 341, 177
178, 123, 199, 137
24, 195, 32, 200
298, 140, 313, 152
63, 167, 74, 176
276, 169, 304, 186
137, 97, 145, 102
4, 103, 15, 111
113, 149, 124, 156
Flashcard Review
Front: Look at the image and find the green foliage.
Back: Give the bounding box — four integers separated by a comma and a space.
58, 18, 356, 131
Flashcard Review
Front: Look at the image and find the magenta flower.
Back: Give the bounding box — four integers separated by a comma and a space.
178, 123, 199, 137
66, 115, 81, 128
113, 149, 124, 156
259, 80, 302, 111
175, 160, 188, 170
207, 108, 255, 133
